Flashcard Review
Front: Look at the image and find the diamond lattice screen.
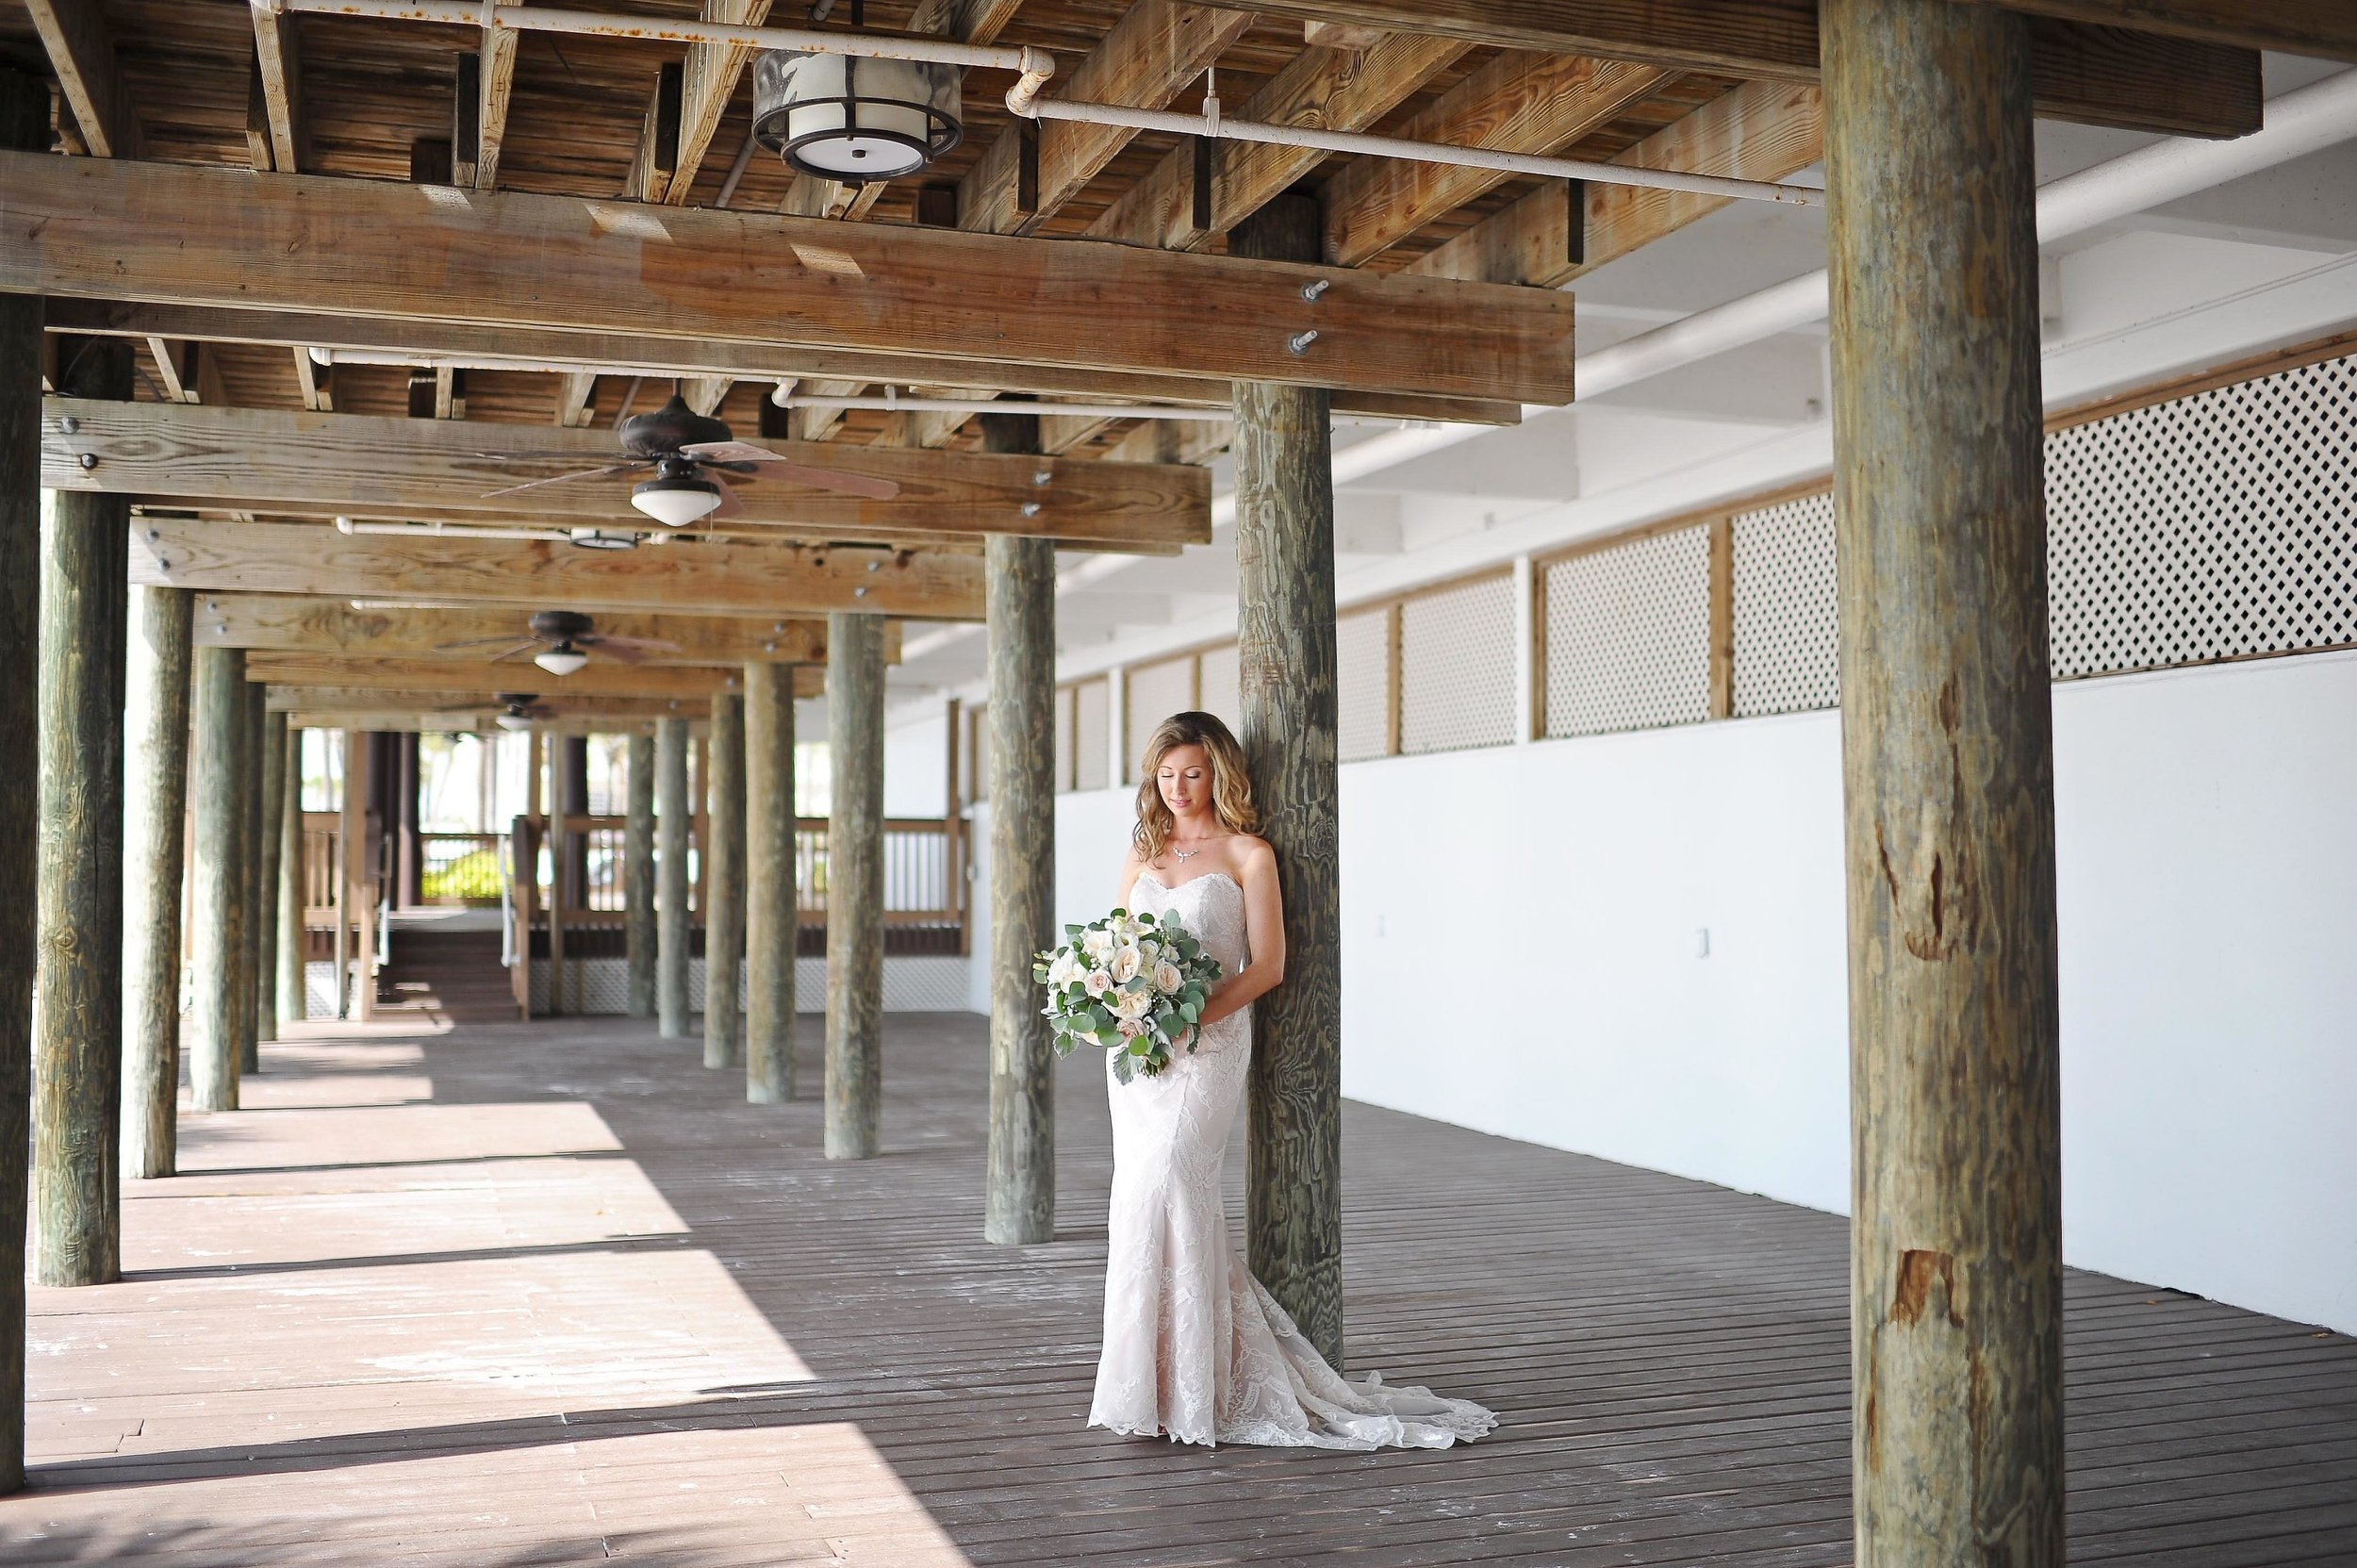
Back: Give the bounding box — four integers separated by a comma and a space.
1125, 655, 1195, 782
1400, 573, 1517, 755
1733, 492, 1840, 718
2049, 355, 2357, 678
1196, 643, 1241, 733
1543, 528, 1710, 737
1336, 608, 1392, 763
1073, 676, 1111, 792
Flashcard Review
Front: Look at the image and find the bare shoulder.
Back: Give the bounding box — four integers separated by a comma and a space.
1228, 834, 1277, 878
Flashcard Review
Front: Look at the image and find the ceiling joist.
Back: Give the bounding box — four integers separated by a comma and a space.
190, 595, 846, 666
250, 654, 759, 701
23, 0, 144, 159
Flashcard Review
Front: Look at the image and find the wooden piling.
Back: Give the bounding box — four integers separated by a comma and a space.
256, 710, 287, 1044
239, 682, 265, 1071
189, 648, 247, 1110
1230, 193, 1346, 1373
33, 335, 134, 1287
277, 729, 305, 1027
825, 614, 885, 1160
1822, 3, 2062, 1562
705, 693, 745, 1070
655, 717, 690, 1038
625, 731, 656, 1018
123, 585, 192, 1180
744, 663, 797, 1104
981, 411, 1057, 1246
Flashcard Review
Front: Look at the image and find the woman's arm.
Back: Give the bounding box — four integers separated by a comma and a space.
1195, 839, 1284, 1030
1114, 844, 1146, 911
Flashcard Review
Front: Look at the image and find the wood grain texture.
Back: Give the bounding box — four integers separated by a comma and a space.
703, 693, 745, 1072
198, 598, 835, 668
32, 336, 132, 1290
1230, 197, 1345, 1375
130, 519, 987, 622
21, 0, 144, 158
248, 655, 750, 702
1206, 0, 2260, 135
276, 729, 305, 1030
742, 662, 796, 1105
238, 683, 265, 1076
122, 586, 190, 1183
41, 398, 1213, 551
982, 417, 1056, 1246
624, 733, 656, 1021
256, 712, 286, 1046
188, 647, 246, 1114
0, 152, 1580, 404
655, 718, 691, 1042
1823, 3, 2063, 1563
1956, 0, 2357, 60
825, 615, 886, 1161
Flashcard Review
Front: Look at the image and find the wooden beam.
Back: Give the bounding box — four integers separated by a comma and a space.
621, 60, 686, 203
144, 338, 196, 404
961, 1, 1257, 238
43, 299, 1524, 428
269, 688, 809, 720
46, 400, 1214, 550
661, 1, 774, 207
1085, 31, 1469, 252
1102, 416, 1231, 467
190, 594, 840, 666
248, 0, 308, 173
683, 375, 733, 417
1320, 50, 1673, 268
553, 369, 598, 427
23, 0, 143, 159
474, 2, 520, 190
243, 57, 273, 170
1406, 77, 1822, 288
247, 653, 753, 701
1960, 0, 2357, 61
135, 518, 986, 620
290, 346, 333, 412
1201, 0, 2259, 137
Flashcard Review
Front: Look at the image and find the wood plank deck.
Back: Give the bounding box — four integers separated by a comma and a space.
8, 1012, 2354, 1565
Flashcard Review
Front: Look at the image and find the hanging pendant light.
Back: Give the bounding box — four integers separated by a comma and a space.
534, 643, 590, 677
752, 49, 962, 182
629, 465, 723, 527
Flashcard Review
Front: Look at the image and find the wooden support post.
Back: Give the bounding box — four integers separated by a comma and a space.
0, 71, 40, 1491
123, 584, 191, 1180
341, 728, 371, 1022
624, 731, 656, 1019
239, 682, 265, 1071
256, 710, 287, 1044
276, 729, 305, 1026
189, 647, 247, 1111
655, 716, 691, 1038
743, 663, 797, 1103
981, 410, 1055, 1246
1707, 517, 1736, 721
33, 335, 133, 1288
825, 613, 885, 1160
1822, 3, 2062, 1564
1230, 193, 1345, 1373
705, 693, 745, 1070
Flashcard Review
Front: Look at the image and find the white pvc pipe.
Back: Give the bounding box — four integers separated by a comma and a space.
1015, 96, 1824, 208
777, 391, 1428, 428
334, 515, 577, 545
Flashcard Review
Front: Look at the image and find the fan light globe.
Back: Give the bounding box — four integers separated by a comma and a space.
535, 649, 590, 677
630, 473, 724, 526
495, 713, 533, 732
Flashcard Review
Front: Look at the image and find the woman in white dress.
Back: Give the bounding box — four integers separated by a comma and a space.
1087, 711, 1498, 1450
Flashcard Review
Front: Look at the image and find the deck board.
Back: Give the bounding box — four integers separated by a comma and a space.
8, 1012, 2353, 1565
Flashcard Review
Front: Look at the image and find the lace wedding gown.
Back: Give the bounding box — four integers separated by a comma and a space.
1088, 869, 1499, 1450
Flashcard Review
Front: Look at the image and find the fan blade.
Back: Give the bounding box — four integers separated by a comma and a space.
434, 634, 541, 652
583, 633, 682, 654
709, 472, 743, 520
681, 442, 902, 502
679, 440, 783, 465
579, 635, 644, 665
480, 462, 644, 500
486, 639, 543, 664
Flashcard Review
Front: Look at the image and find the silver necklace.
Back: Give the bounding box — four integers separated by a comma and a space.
1171, 843, 1207, 863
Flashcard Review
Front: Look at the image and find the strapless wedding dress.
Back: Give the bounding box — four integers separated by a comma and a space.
1087, 869, 1499, 1449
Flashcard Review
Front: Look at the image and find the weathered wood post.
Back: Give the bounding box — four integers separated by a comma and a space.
743, 662, 798, 1103
33, 336, 134, 1288
0, 59, 44, 1501
189, 649, 248, 1108
981, 410, 1056, 1246
1229, 193, 1345, 1372
825, 613, 885, 1160
655, 716, 691, 1038
705, 692, 746, 1069
256, 710, 287, 1044
624, 730, 656, 1018
277, 729, 305, 1027
1822, 4, 2062, 1563
123, 585, 193, 1180
239, 682, 266, 1071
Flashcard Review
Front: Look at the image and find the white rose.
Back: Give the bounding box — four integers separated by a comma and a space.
1153, 960, 1183, 995
1109, 946, 1143, 985
1084, 969, 1113, 998
1110, 985, 1155, 1021
1137, 938, 1160, 963
1047, 950, 1085, 988
1081, 928, 1113, 961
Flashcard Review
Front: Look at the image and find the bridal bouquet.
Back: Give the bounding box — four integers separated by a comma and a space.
1035, 908, 1224, 1082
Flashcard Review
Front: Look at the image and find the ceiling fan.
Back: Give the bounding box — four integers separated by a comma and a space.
487, 693, 552, 733
481, 392, 900, 526
433, 609, 681, 676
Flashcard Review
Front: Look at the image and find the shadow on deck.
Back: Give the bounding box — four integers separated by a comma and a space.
8, 1013, 2354, 1565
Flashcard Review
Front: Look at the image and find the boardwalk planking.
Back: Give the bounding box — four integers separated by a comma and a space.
7, 1009, 2354, 1564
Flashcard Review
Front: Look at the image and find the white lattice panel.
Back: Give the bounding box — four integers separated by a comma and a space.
1733, 493, 1840, 717
1074, 677, 1111, 791
1336, 608, 1393, 763
1544, 529, 1710, 737
1196, 643, 1242, 732
1400, 574, 1517, 755
1124, 656, 1195, 780
2049, 356, 2357, 678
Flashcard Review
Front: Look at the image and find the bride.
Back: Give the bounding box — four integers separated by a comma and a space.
1088, 711, 1498, 1450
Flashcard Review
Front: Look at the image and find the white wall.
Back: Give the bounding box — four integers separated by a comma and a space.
1035, 650, 2357, 1334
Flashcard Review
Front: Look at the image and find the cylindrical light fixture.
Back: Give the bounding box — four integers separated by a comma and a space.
753, 49, 962, 181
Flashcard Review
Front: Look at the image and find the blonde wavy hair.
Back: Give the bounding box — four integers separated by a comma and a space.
1131, 711, 1259, 864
